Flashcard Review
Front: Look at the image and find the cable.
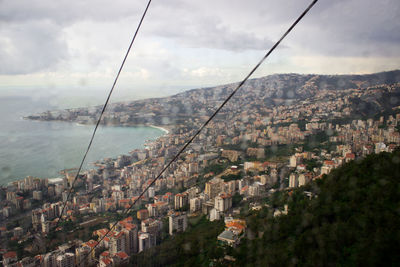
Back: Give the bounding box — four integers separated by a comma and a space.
77, 0, 319, 265
54, 0, 153, 231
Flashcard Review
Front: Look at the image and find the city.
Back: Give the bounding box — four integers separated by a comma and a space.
1, 71, 400, 266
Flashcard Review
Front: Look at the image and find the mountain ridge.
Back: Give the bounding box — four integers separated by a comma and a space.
26, 70, 400, 127
176, 69, 400, 101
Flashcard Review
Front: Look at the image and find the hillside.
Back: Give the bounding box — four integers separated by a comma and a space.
233, 150, 400, 266
27, 70, 400, 128
179, 69, 400, 100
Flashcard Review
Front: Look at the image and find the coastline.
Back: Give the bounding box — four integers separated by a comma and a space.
1, 120, 167, 185
24, 116, 172, 135
148, 125, 170, 135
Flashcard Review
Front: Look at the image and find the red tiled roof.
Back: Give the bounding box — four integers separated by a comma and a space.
3, 251, 17, 259
85, 240, 98, 248
102, 258, 112, 265
100, 251, 110, 257
95, 228, 109, 237
219, 193, 232, 199
123, 223, 137, 230
35, 255, 43, 260
116, 251, 129, 260
226, 221, 245, 230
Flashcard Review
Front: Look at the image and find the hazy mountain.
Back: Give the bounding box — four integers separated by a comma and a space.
178, 69, 400, 100
28, 70, 400, 126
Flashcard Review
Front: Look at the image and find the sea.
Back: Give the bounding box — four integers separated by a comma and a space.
0, 95, 164, 185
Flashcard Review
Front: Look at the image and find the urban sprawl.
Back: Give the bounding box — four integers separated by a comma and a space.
2, 73, 400, 266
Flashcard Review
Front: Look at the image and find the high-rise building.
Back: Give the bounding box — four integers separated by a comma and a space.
169, 212, 187, 235
174, 193, 188, 210
33, 190, 43, 201
289, 173, 298, 188
56, 253, 74, 267
137, 209, 149, 221
214, 193, 232, 212
138, 232, 151, 252
205, 178, 222, 199
148, 187, 155, 198
109, 232, 126, 255
116, 216, 138, 254
75, 245, 91, 267
141, 218, 161, 246
43, 251, 59, 267
189, 197, 202, 213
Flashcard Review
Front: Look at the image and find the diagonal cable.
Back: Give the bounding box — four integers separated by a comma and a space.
54, 0, 153, 230
78, 0, 319, 265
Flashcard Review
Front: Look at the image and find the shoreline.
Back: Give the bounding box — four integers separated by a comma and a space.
148, 125, 170, 135
24, 117, 172, 134
1, 121, 170, 185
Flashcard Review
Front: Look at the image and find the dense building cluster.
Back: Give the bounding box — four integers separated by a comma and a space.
2, 73, 400, 266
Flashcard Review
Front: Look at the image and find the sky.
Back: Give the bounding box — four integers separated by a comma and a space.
0, 0, 399, 105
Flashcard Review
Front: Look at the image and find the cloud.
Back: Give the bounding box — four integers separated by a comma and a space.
0, 0, 144, 24
0, 0, 399, 85
288, 0, 400, 57
0, 19, 68, 74
184, 67, 226, 78
145, 6, 272, 51
0, 0, 271, 75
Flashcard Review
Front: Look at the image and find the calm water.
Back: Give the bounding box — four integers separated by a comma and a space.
0, 96, 163, 184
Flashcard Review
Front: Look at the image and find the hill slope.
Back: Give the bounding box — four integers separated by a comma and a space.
235, 150, 400, 266
28, 70, 400, 127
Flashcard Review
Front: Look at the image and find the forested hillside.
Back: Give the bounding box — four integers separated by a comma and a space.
233, 150, 400, 266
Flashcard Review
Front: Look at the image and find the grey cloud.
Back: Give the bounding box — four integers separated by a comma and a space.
0, 0, 399, 75
0, 19, 68, 74
144, 0, 275, 51
148, 15, 272, 51
288, 0, 400, 57
0, 0, 145, 75
0, 0, 143, 24
184, 0, 400, 57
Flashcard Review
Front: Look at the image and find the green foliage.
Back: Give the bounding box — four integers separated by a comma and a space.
157, 187, 180, 196
221, 173, 243, 182
131, 216, 224, 266
202, 163, 224, 175
176, 205, 189, 212
270, 190, 289, 209
271, 120, 307, 131
222, 143, 245, 151
303, 131, 339, 152
232, 193, 243, 208
233, 150, 400, 266
303, 158, 322, 171
60, 220, 75, 232
6, 219, 20, 230
264, 144, 297, 159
